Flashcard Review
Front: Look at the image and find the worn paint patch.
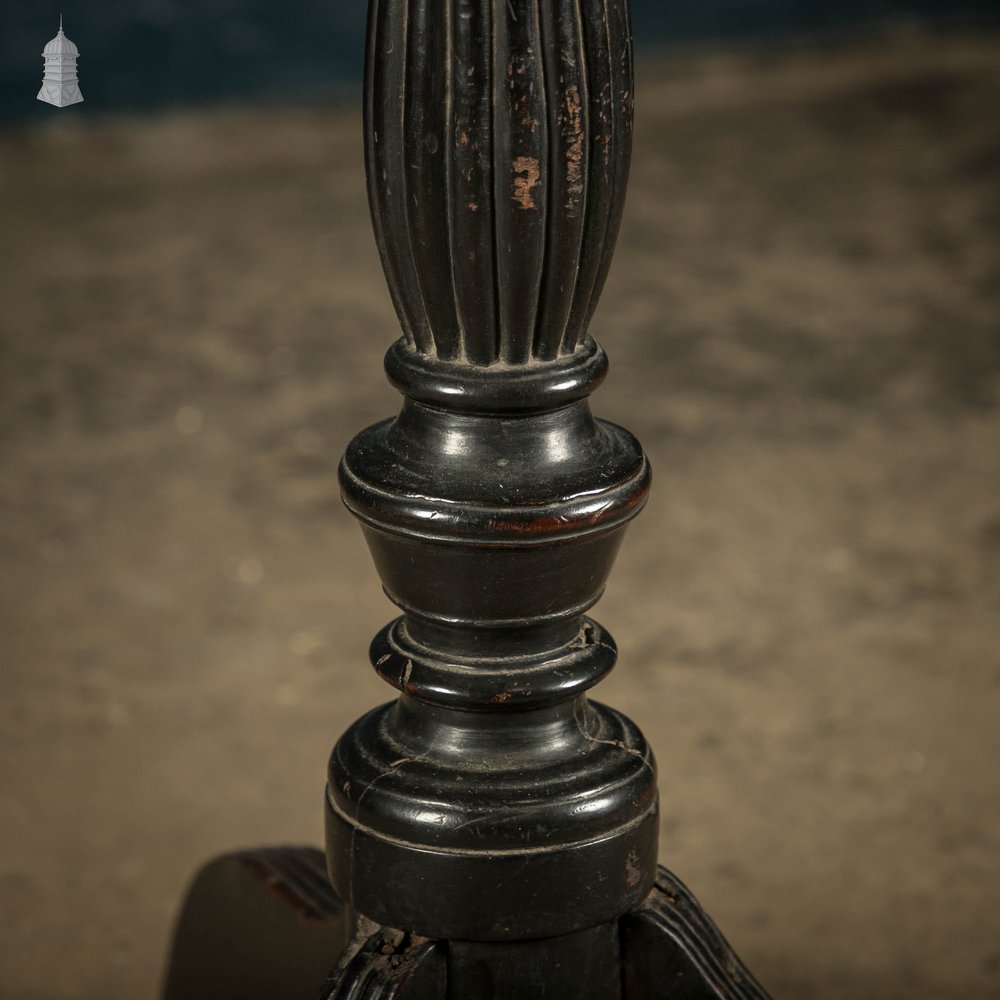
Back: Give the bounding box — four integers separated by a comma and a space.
512, 155, 540, 209
564, 84, 584, 204
625, 849, 642, 889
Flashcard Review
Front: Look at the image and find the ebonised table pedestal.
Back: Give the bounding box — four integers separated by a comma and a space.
164, 2, 775, 996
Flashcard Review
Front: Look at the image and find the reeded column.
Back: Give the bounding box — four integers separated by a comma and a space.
326, 0, 656, 962
366, 0, 633, 367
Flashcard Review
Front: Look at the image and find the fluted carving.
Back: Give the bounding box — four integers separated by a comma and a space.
365, 0, 633, 365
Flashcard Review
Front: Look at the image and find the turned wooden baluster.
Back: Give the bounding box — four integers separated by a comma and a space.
326, 0, 655, 985
165, 2, 775, 996
320, 1, 774, 995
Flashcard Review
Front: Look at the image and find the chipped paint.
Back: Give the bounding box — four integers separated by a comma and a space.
564, 84, 584, 202
625, 849, 642, 888
512, 155, 540, 209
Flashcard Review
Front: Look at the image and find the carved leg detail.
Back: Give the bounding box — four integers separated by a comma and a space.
163, 846, 350, 1000
320, 920, 446, 999
622, 867, 772, 999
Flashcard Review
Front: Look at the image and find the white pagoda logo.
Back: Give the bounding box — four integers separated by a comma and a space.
38, 16, 83, 108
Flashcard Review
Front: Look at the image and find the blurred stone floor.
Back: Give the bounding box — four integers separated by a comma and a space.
1, 27, 998, 1000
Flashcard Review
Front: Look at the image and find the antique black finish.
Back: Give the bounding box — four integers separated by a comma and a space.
164, 1, 776, 996
327, 0, 655, 948
164, 847, 348, 1000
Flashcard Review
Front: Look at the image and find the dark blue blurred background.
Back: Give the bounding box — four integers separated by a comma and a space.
4, 0, 998, 122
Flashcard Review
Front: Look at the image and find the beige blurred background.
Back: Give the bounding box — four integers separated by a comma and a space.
2, 25, 999, 1000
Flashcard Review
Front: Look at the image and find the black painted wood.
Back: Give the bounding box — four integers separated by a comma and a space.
446, 922, 623, 1000
622, 869, 773, 999
327, 0, 658, 949
162, 847, 349, 1000
321, 920, 446, 999
164, 1, 778, 996
365, 0, 632, 366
